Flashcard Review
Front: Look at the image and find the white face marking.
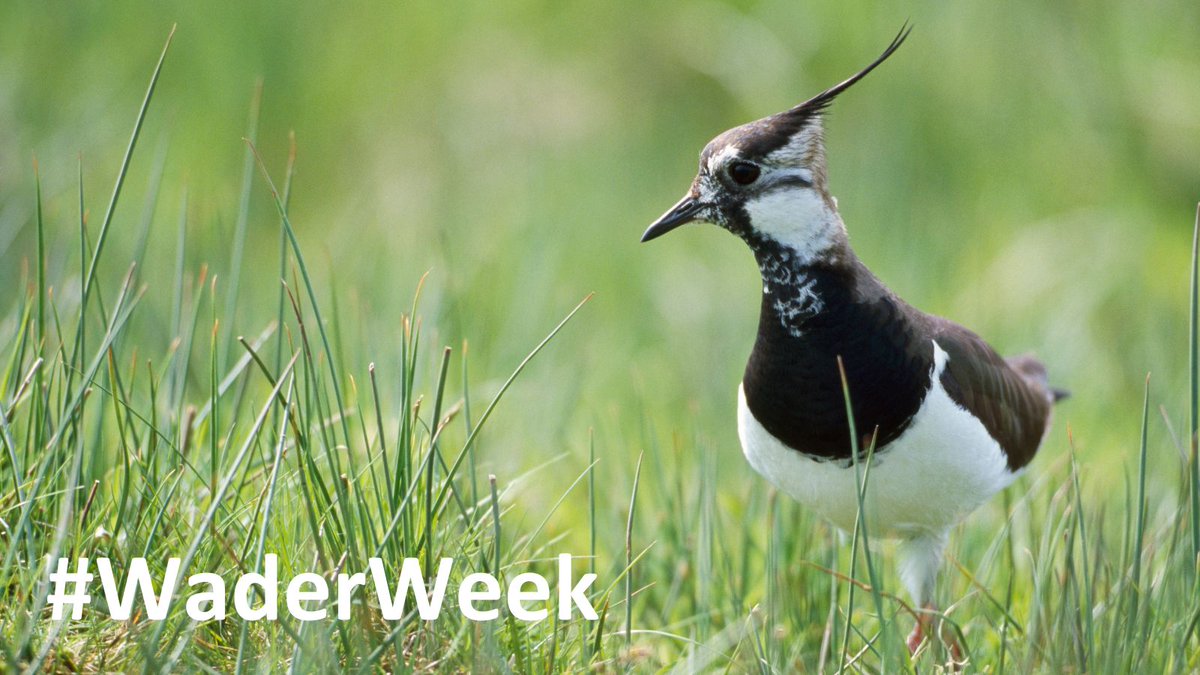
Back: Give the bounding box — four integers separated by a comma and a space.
764, 121, 823, 166
705, 144, 741, 172
696, 145, 740, 208
770, 167, 815, 185
743, 187, 841, 263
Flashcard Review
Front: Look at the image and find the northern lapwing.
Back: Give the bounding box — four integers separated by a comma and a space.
641, 26, 1064, 659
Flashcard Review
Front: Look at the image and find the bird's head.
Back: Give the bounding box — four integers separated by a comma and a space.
641, 26, 911, 265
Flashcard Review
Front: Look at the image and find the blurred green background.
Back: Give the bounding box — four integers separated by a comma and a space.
2, 0, 1199, 511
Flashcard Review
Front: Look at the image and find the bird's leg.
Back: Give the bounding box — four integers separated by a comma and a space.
905, 605, 932, 654
907, 604, 964, 666
899, 534, 955, 659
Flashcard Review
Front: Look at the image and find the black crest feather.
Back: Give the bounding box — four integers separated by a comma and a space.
782, 23, 912, 122
700, 24, 913, 166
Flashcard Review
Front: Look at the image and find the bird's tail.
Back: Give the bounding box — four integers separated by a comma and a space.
1005, 353, 1069, 404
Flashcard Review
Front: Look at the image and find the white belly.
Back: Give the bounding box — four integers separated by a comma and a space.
736, 340, 1018, 537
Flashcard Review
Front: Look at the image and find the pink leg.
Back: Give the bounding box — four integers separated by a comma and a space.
906, 606, 932, 655
907, 604, 965, 667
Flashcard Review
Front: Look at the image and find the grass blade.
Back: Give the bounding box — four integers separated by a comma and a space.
1190, 203, 1200, 559
80, 24, 175, 303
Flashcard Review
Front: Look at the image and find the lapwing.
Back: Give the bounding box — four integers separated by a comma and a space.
641, 26, 1064, 658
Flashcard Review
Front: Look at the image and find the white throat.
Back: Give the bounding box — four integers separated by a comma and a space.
744, 187, 844, 265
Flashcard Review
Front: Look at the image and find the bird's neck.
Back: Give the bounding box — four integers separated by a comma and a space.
744, 228, 856, 337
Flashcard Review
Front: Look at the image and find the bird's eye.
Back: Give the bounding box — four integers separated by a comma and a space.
727, 161, 760, 186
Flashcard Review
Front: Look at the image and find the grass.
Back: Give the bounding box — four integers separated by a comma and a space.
2, 22, 1200, 674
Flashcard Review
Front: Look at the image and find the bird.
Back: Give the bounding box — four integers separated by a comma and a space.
640, 26, 1064, 661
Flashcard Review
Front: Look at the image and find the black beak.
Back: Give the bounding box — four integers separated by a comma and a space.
641, 195, 705, 242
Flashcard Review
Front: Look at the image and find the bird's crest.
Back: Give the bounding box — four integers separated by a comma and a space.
780, 23, 912, 126
702, 24, 912, 186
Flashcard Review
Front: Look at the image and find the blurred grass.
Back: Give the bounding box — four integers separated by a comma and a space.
1, 1, 1199, 671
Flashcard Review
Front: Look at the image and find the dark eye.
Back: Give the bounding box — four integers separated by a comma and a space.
727, 161, 760, 186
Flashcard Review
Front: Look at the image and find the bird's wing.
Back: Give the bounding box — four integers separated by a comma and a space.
930, 320, 1054, 471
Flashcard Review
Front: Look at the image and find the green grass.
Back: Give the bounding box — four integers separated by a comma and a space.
3, 14, 1200, 674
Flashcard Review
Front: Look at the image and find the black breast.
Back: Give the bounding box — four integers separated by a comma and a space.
742, 264, 934, 462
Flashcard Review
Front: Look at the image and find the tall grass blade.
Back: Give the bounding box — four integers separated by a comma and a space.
625, 452, 643, 651
1190, 203, 1200, 559
235, 379, 293, 675
1131, 374, 1151, 619
835, 356, 893, 670
223, 80, 264, 366
246, 140, 352, 452
80, 25, 175, 305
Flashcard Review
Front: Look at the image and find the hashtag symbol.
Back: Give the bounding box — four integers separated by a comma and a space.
47, 557, 92, 620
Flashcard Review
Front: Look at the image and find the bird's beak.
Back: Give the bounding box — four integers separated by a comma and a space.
641, 194, 705, 242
